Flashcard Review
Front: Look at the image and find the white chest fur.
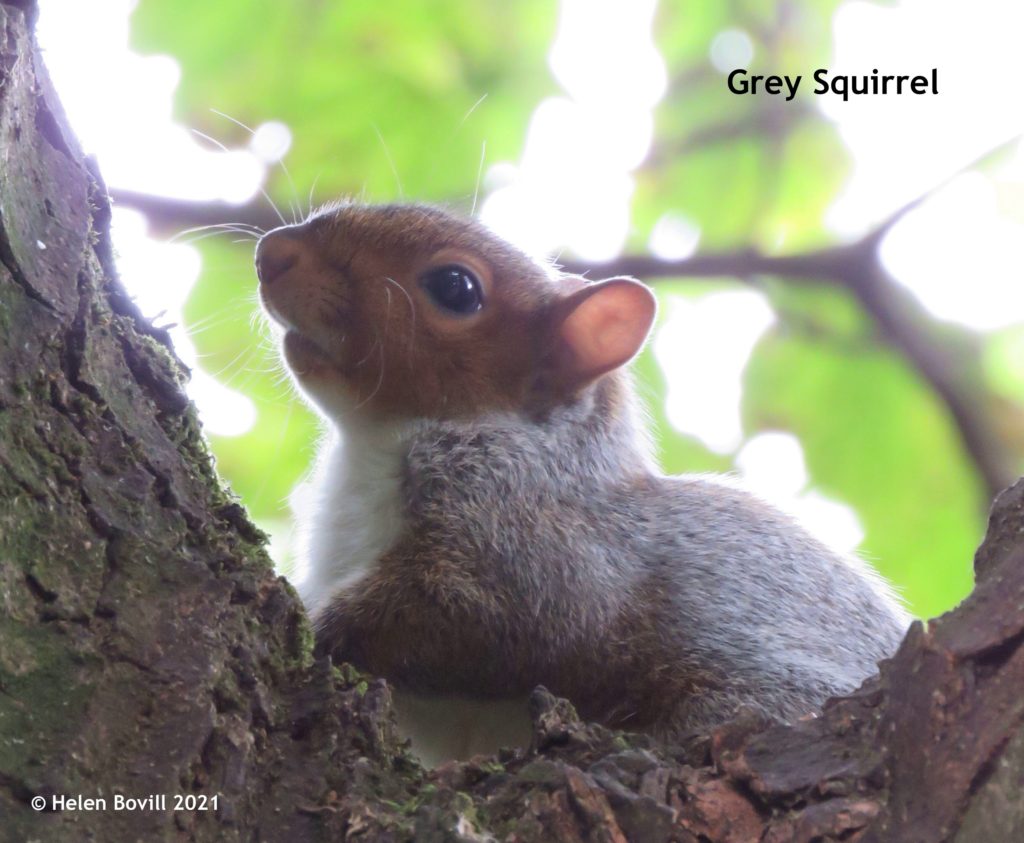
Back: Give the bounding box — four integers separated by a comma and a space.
296, 426, 407, 616
295, 420, 535, 767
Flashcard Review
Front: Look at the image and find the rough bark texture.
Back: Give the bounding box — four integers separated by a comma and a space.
1, 4, 1023, 841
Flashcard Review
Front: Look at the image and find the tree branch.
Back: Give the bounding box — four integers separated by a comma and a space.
645, 101, 814, 168
841, 257, 1015, 498
560, 185, 1018, 500
110, 188, 285, 236
558, 241, 857, 284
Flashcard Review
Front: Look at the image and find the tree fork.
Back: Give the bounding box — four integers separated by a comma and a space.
1, 4, 1022, 840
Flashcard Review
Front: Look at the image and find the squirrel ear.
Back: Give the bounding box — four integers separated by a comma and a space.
546, 277, 657, 393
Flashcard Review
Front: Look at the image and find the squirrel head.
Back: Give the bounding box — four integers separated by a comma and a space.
256, 203, 657, 423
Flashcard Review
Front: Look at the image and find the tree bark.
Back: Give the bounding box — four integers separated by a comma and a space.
1, 4, 1022, 841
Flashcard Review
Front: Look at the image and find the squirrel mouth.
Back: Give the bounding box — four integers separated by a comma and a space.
282, 330, 338, 377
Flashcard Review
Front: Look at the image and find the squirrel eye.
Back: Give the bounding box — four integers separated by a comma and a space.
420, 265, 484, 315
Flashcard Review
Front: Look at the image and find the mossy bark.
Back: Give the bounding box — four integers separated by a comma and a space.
1, 3, 1023, 841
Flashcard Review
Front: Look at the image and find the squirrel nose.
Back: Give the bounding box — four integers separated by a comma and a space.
256, 231, 302, 285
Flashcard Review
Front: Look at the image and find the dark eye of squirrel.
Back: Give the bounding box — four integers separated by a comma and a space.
420, 265, 483, 315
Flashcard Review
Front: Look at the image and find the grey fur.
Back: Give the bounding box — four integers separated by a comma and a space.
317, 372, 909, 738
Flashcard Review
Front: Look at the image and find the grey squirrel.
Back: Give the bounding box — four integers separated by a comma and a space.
255, 202, 910, 765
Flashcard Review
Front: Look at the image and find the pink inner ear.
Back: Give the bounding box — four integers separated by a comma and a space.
559, 280, 657, 383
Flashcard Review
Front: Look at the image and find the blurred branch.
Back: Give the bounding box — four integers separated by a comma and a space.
841, 257, 1013, 501
559, 241, 855, 284
110, 189, 285, 236
563, 181, 1019, 500
645, 102, 813, 168
569, 253, 1013, 501
665, 62, 715, 97
867, 132, 1022, 237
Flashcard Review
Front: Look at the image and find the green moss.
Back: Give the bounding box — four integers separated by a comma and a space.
450, 791, 478, 820
213, 674, 246, 713
327, 660, 378, 693
0, 621, 100, 782
285, 603, 315, 669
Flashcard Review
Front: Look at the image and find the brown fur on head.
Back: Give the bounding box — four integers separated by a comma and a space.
255, 202, 656, 423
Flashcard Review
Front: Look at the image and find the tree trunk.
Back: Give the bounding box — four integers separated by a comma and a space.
2, 4, 1022, 840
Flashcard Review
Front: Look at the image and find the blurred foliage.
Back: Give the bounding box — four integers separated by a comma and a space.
132, 0, 555, 200
130, 0, 1005, 619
